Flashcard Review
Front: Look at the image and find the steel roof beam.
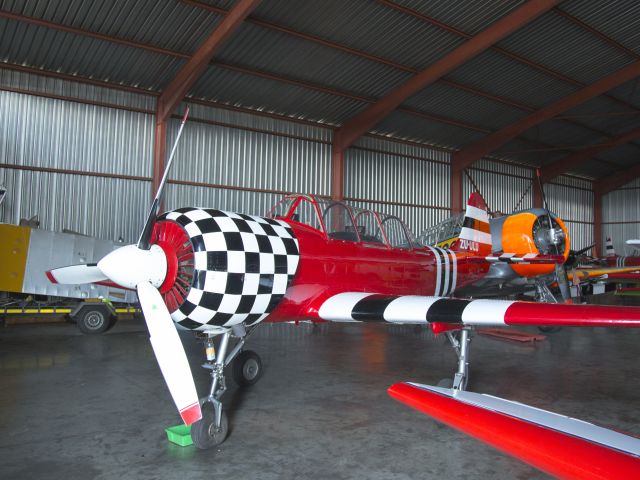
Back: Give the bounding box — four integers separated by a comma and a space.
541, 126, 640, 183
152, 0, 259, 199
332, 0, 561, 152
2, 8, 622, 147
594, 163, 640, 196
381, 1, 640, 114
156, 0, 260, 122
452, 61, 640, 173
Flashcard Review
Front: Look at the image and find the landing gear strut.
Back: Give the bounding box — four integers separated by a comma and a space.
534, 281, 562, 333
440, 328, 472, 391
191, 324, 263, 449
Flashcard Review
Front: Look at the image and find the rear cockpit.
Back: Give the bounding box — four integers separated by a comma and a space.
268, 194, 420, 250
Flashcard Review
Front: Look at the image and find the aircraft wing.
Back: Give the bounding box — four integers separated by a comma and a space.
387, 382, 640, 480
317, 293, 640, 328
569, 266, 640, 283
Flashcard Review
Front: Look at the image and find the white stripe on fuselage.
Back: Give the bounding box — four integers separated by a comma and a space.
459, 227, 492, 245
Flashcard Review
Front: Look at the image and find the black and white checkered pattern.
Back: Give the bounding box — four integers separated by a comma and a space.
160, 208, 299, 330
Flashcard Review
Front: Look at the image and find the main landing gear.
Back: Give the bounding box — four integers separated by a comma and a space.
191, 323, 263, 449
439, 328, 472, 391
534, 280, 562, 333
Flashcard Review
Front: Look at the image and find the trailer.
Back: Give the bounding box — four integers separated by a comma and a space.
0, 223, 138, 333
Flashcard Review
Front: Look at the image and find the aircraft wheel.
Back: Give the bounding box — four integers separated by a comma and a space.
76, 306, 113, 335
191, 403, 229, 449
538, 326, 562, 333
232, 350, 263, 386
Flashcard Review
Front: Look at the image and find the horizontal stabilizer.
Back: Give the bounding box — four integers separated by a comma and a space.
388, 382, 640, 480
462, 253, 565, 264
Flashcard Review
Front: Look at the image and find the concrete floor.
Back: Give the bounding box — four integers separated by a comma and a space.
0, 319, 638, 480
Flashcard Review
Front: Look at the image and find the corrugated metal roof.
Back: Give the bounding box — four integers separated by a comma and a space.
496, 139, 567, 169
248, 0, 466, 70
1, 0, 222, 53
597, 143, 640, 168
519, 119, 607, 150
404, 82, 527, 130
373, 111, 486, 150
191, 65, 366, 125
570, 157, 617, 179
608, 80, 640, 110
496, 9, 636, 85
559, 0, 640, 58
389, 0, 526, 36
445, 50, 580, 109
216, 23, 412, 98
2, 0, 640, 181
0, 18, 182, 90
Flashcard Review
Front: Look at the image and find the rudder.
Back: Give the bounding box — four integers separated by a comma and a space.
451, 192, 492, 256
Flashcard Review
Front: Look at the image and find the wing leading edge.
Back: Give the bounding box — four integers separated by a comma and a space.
388, 382, 640, 480
317, 293, 640, 328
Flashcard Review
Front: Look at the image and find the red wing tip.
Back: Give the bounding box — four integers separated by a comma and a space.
180, 403, 202, 426
45, 270, 58, 284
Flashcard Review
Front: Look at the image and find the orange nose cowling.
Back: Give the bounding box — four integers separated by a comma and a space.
501, 213, 569, 277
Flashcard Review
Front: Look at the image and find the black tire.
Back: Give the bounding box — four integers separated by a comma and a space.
76, 306, 113, 335
538, 326, 562, 333
232, 350, 263, 387
191, 403, 229, 449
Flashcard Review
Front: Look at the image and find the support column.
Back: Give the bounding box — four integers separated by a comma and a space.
594, 189, 603, 257
533, 181, 543, 208
152, 119, 167, 199
331, 144, 344, 201
451, 166, 463, 214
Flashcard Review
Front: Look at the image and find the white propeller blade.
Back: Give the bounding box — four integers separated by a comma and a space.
136, 281, 201, 425
46, 264, 107, 284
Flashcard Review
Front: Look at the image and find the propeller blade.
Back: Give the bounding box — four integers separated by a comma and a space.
138, 107, 190, 250
575, 244, 595, 256
46, 264, 107, 284
136, 281, 201, 425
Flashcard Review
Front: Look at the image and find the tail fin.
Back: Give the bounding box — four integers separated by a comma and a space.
451, 192, 492, 255
605, 237, 616, 257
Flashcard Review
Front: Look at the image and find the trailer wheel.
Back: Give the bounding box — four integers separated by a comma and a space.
76, 306, 113, 335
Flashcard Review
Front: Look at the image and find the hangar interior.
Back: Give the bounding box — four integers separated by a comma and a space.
1, 1, 640, 479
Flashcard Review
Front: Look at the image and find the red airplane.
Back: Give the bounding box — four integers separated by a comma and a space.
47, 113, 640, 450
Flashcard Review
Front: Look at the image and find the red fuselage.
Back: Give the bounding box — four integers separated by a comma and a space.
268, 220, 488, 321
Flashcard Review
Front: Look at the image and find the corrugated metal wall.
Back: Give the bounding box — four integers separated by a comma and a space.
346, 137, 451, 235
462, 160, 594, 250
602, 178, 640, 253
545, 176, 594, 250
463, 159, 533, 215
0, 87, 153, 242
0, 72, 334, 242
1, 70, 603, 251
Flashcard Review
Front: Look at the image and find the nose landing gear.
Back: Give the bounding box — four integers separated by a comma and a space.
191, 324, 263, 449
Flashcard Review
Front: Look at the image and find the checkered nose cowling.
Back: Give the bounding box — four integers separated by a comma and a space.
158, 208, 300, 331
